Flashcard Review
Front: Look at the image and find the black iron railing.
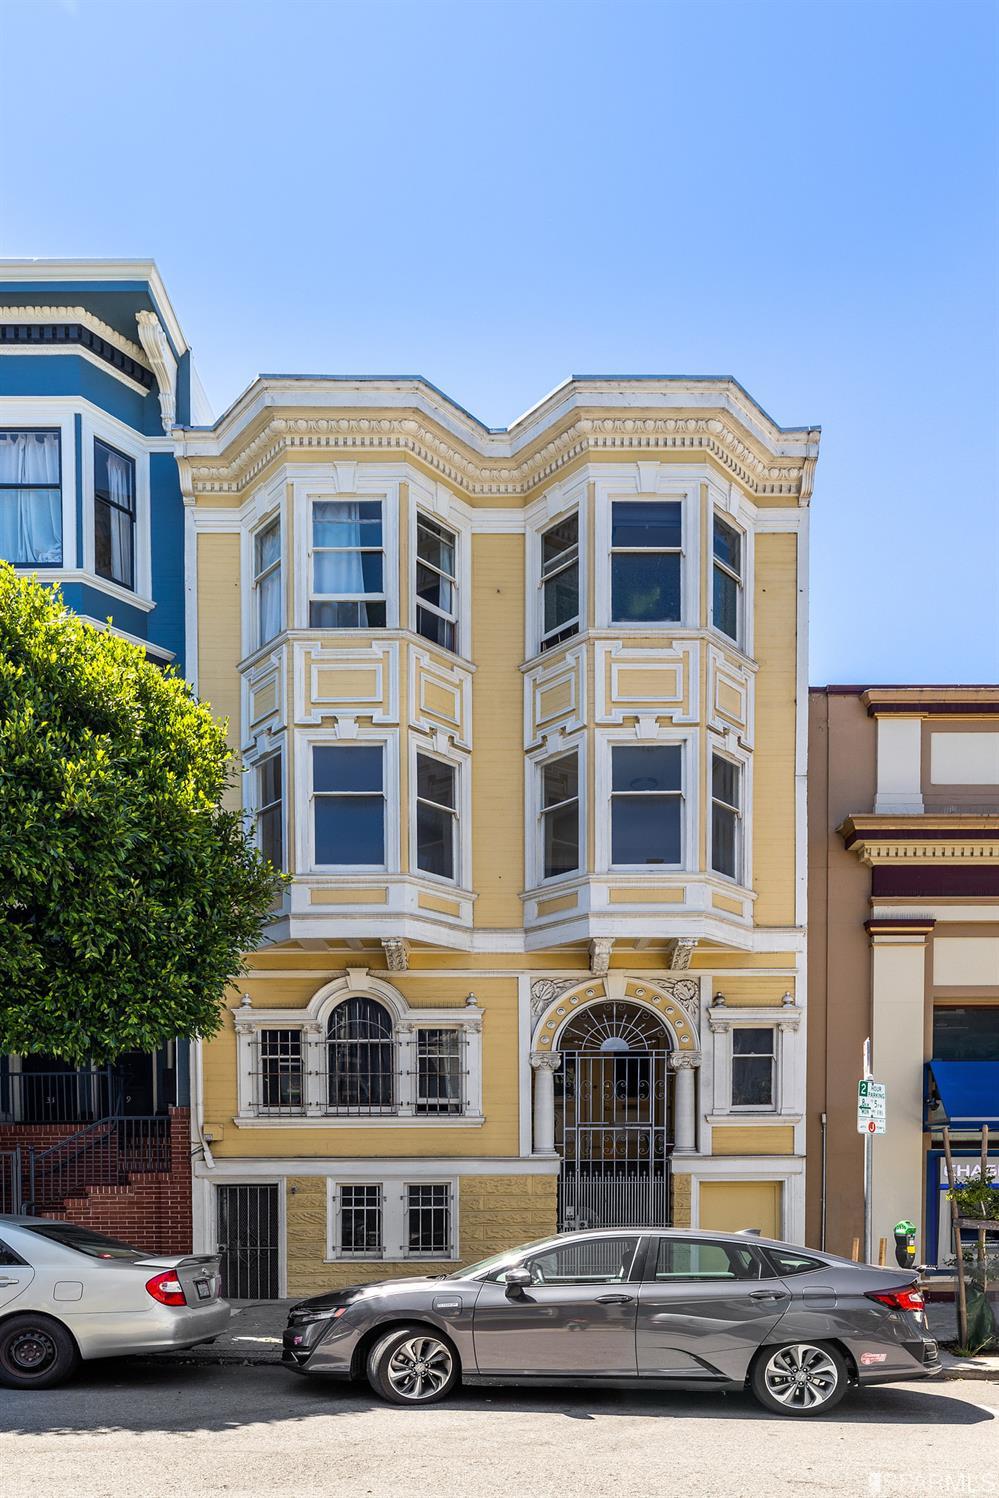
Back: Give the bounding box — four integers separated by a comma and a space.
24, 1115, 171, 1211
0, 1068, 121, 1124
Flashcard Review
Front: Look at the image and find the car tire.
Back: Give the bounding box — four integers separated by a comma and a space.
750, 1340, 849, 1417
366, 1325, 459, 1406
0, 1314, 80, 1390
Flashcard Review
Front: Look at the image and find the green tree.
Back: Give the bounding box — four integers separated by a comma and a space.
0, 565, 282, 1063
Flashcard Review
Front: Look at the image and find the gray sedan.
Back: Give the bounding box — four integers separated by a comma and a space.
0, 1214, 230, 1388
282, 1227, 940, 1415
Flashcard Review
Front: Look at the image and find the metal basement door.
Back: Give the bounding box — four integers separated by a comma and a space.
216, 1184, 280, 1299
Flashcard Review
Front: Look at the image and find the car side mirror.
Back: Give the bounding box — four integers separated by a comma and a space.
504, 1266, 532, 1294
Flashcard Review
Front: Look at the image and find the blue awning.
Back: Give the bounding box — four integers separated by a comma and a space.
928, 1061, 999, 1130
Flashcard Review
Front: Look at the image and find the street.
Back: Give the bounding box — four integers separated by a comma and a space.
0, 1361, 996, 1498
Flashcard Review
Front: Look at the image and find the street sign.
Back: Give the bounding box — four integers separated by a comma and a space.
857, 1078, 886, 1134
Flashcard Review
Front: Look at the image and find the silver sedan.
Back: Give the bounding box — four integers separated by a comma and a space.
0, 1214, 230, 1388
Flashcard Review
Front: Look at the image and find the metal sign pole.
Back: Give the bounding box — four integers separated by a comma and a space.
863, 1038, 873, 1264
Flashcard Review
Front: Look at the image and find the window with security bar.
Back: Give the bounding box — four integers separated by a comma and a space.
406, 1183, 451, 1256
327, 997, 396, 1113
415, 1030, 464, 1115
255, 1029, 304, 1115
337, 1184, 383, 1257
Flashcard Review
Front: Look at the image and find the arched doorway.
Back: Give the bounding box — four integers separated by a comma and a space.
554, 999, 673, 1230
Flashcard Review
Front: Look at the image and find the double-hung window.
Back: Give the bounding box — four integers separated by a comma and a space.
711, 754, 741, 882
406, 1183, 451, 1257
610, 744, 682, 866
610, 500, 682, 623
540, 513, 579, 650
732, 1028, 776, 1108
310, 499, 385, 627
256, 753, 283, 870
0, 429, 62, 566
313, 745, 385, 866
540, 752, 580, 879
712, 515, 743, 642
415, 1030, 463, 1115
415, 754, 457, 881
415, 514, 458, 652
254, 517, 282, 645
93, 439, 135, 589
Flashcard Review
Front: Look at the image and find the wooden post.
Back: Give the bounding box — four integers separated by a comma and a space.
878, 1237, 887, 1267
850, 1236, 860, 1263
942, 1125, 968, 1348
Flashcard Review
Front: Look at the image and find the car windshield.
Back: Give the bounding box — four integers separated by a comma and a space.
24, 1222, 143, 1260
455, 1235, 562, 1279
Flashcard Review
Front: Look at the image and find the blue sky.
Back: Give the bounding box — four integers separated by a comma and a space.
2, 0, 996, 683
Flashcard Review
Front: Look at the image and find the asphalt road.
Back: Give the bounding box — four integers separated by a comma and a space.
1, 1360, 996, 1498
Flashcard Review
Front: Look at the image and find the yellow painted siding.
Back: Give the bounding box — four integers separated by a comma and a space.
753, 532, 798, 924
699, 1180, 782, 1237
713, 976, 794, 1006
609, 887, 685, 904
310, 887, 388, 905
711, 1126, 796, 1156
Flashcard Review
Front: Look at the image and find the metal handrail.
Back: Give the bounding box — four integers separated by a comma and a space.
24, 1114, 171, 1213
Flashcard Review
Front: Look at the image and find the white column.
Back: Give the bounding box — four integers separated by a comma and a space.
874, 716, 924, 813
870, 927, 931, 1255
530, 1051, 561, 1156
671, 1051, 701, 1153
671, 1051, 701, 1154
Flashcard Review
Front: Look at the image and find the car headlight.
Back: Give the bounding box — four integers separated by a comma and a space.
289, 1305, 350, 1327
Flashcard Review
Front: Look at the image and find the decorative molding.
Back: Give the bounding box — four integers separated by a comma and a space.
530, 977, 582, 1021
666, 937, 697, 970
530, 1051, 562, 1074
589, 938, 614, 976
136, 310, 177, 432
381, 938, 409, 972
669, 1050, 702, 1071
659, 977, 701, 1020
0, 304, 147, 364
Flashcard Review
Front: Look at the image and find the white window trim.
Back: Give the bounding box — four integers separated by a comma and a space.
729, 1024, 778, 1113
239, 475, 286, 658
408, 737, 471, 888
408, 501, 470, 660
711, 508, 746, 649
525, 483, 588, 659
79, 411, 152, 601
708, 1007, 803, 1120
595, 728, 696, 875
527, 732, 586, 889
297, 728, 400, 875
253, 746, 285, 866
593, 478, 698, 631
709, 744, 749, 886
292, 468, 401, 631
326, 1175, 458, 1262
252, 514, 283, 652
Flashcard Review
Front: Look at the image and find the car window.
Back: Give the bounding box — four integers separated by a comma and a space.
0, 1237, 27, 1267
23, 1222, 142, 1260
765, 1249, 826, 1277
654, 1238, 761, 1282
511, 1236, 641, 1286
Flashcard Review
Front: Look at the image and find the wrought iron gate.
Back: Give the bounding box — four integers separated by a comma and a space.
554, 1000, 673, 1230
216, 1184, 280, 1299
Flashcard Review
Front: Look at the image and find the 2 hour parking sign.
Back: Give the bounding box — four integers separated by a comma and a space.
857, 1079, 887, 1134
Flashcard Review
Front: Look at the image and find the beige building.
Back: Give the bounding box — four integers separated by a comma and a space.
177, 376, 819, 1298
808, 686, 999, 1263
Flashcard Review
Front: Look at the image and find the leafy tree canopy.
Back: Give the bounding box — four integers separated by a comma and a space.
0, 565, 282, 1064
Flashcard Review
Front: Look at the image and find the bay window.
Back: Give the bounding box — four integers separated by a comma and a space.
256, 753, 283, 871
313, 744, 385, 866
94, 439, 135, 589
610, 499, 681, 623
711, 754, 741, 881
540, 512, 579, 650
415, 513, 458, 652
712, 514, 743, 642
540, 751, 580, 879
310, 499, 385, 627
0, 429, 61, 566
415, 754, 457, 881
254, 517, 282, 645
610, 744, 682, 866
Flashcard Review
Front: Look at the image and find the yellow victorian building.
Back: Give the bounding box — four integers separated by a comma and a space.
176, 376, 819, 1298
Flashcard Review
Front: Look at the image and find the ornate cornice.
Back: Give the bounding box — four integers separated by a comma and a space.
180, 408, 815, 503
841, 813, 999, 866
0, 304, 147, 366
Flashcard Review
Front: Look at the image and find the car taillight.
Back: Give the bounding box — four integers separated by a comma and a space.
145, 1271, 186, 1307
865, 1286, 925, 1313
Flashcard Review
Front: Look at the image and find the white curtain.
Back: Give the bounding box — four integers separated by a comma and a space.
0, 431, 61, 565
104, 449, 133, 584
258, 567, 281, 643
313, 501, 367, 594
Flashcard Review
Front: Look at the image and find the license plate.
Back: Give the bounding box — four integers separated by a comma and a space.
195, 1279, 211, 1300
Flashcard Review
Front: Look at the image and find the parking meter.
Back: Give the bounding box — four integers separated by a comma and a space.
894, 1219, 917, 1269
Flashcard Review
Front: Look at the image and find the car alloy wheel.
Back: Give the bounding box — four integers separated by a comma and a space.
761, 1343, 841, 1412
386, 1335, 454, 1401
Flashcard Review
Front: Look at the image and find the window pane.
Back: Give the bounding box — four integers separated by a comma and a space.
611, 552, 681, 622
542, 754, 578, 808
612, 745, 681, 794
340, 1185, 383, 1255
543, 561, 579, 633
733, 1028, 773, 1055
312, 500, 382, 547
258, 566, 281, 643
416, 606, 455, 652
0, 489, 63, 565
417, 755, 455, 808
313, 549, 383, 595
541, 514, 578, 573
611, 795, 681, 865
732, 1055, 774, 1107
416, 1030, 462, 1115
0, 429, 60, 486
544, 801, 579, 878
258, 1030, 302, 1111
611, 501, 681, 549
416, 517, 455, 575
259, 805, 283, 869
416, 801, 454, 879
933, 1007, 999, 1062
313, 746, 382, 793
407, 1184, 450, 1255
767, 1251, 824, 1277
309, 599, 387, 628
315, 797, 384, 865
712, 756, 739, 807
255, 519, 280, 573
713, 565, 739, 640
712, 803, 737, 879
95, 499, 134, 588
94, 441, 135, 511
713, 516, 741, 573
523, 1235, 639, 1285
415, 561, 454, 613
655, 1239, 759, 1281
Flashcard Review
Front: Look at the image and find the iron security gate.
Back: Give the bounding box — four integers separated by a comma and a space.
555, 1000, 673, 1230
217, 1184, 280, 1299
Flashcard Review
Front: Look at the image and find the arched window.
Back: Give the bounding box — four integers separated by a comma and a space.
327, 997, 395, 1114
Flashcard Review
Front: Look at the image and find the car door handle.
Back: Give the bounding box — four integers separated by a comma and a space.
0, 1277, 21, 1287
749, 1290, 790, 1301
595, 1293, 634, 1304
